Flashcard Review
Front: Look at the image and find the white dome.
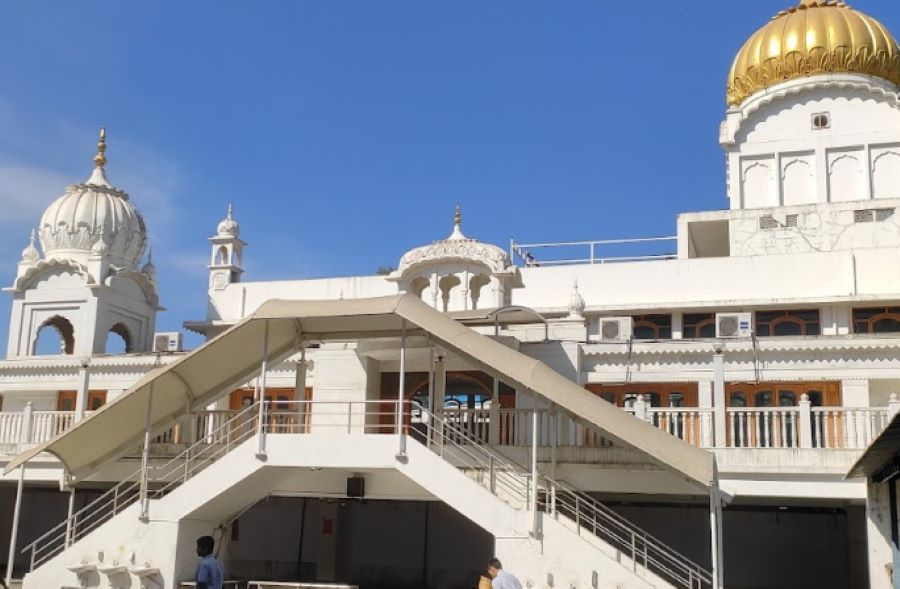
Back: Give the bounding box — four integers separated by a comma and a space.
39, 166, 147, 269
217, 204, 240, 238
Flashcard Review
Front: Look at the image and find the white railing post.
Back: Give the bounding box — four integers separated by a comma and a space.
713, 349, 727, 447
889, 394, 900, 418
798, 394, 813, 448
633, 395, 648, 423
397, 320, 408, 458
256, 319, 270, 458
20, 403, 33, 449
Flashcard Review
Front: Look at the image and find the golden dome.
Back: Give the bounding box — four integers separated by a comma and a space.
727, 0, 900, 107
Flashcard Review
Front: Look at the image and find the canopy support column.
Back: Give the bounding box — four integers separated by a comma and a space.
426, 348, 435, 449
531, 390, 541, 539
710, 465, 724, 589
65, 486, 75, 548
256, 319, 271, 458
295, 346, 308, 433
5, 463, 25, 586
490, 316, 501, 446
396, 320, 407, 459
139, 378, 156, 520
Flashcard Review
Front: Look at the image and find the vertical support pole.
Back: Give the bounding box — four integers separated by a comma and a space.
75, 361, 91, 422
890, 393, 900, 419
709, 466, 725, 589
256, 320, 270, 458
397, 320, 408, 458
427, 348, 435, 449
296, 346, 308, 433
531, 390, 540, 539
490, 316, 501, 446
5, 464, 25, 586
713, 348, 727, 447
139, 379, 156, 520
65, 486, 75, 548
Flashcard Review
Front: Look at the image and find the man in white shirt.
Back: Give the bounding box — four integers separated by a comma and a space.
487, 558, 523, 589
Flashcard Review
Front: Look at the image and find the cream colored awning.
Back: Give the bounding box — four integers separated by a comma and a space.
6, 294, 715, 489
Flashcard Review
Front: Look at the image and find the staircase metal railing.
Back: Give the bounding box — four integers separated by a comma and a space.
21, 402, 261, 571
411, 402, 713, 589
22, 398, 712, 589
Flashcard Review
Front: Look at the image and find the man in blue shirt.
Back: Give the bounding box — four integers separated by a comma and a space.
487, 558, 523, 589
195, 535, 225, 589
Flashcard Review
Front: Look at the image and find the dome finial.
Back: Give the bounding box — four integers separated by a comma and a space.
94, 127, 107, 169
448, 204, 467, 240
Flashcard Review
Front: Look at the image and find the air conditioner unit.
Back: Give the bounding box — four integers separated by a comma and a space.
598, 317, 633, 341
153, 332, 183, 352
715, 313, 752, 338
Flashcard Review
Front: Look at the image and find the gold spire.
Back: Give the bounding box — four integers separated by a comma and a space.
454, 204, 462, 227
94, 127, 107, 169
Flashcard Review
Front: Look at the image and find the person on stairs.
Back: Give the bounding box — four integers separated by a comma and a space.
487, 557, 522, 589
195, 535, 225, 589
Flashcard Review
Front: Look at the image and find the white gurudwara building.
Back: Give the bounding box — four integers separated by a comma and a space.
3, 1, 900, 588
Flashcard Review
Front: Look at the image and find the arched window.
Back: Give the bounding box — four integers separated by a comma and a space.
33, 316, 75, 355
632, 314, 672, 340
469, 275, 490, 310
105, 323, 133, 354
853, 307, 900, 334
683, 313, 716, 338
215, 246, 229, 265
755, 310, 820, 336
438, 275, 461, 312
410, 276, 429, 300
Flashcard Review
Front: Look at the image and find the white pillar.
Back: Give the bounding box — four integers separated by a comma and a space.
866, 480, 896, 589
397, 321, 407, 457
20, 402, 33, 449
295, 348, 308, 431
5, 464, 25, 586
256, 320, 270, 458
434, 355, 446, 420
74, 361, 90, 421
799, 394, 813, 448
709, 468, 725, 589
531, 390, 540, 539
713, 350, 726, 447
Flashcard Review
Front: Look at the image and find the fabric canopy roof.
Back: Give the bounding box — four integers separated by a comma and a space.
6, 294, 715, 490
847, 413, 900, 480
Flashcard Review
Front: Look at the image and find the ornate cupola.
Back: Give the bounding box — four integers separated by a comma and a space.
389, 206, 521, 312
6, 129, 160, 358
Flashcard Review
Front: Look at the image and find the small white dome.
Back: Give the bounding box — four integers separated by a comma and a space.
19, 229, 39, 265
38, 130, 148, 269
217, 204, 240, 238
568, 280, 586, 319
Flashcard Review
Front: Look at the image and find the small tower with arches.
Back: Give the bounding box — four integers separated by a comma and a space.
208, 204, 245, 290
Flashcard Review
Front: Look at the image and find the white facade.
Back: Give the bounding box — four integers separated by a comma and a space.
3, 2, 900, 588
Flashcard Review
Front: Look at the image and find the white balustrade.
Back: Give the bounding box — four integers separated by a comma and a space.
811, 407, 893, 449
726, 408, 800, 448
646, 408, 714, 448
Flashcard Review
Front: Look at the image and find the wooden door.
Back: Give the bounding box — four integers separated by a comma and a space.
57, 390, 107, 412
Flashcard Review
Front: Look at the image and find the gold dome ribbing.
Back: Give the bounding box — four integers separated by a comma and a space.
727, 0, 900, 106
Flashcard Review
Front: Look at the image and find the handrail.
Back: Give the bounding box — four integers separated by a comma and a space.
22, 402, 262, 570
411, 402, 712, 589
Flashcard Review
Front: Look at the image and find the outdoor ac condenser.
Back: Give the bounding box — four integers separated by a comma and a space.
153, 331, 183, 352
598, 317, 633, 341
715, 312, 752, 338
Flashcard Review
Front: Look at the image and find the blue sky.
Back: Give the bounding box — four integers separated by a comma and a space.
0, 0, 897, 353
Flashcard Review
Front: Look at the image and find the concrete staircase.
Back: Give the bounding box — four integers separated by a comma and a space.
20, 407, 708, 589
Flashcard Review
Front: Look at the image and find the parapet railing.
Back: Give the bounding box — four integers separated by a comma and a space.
510, 236, 677, 267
